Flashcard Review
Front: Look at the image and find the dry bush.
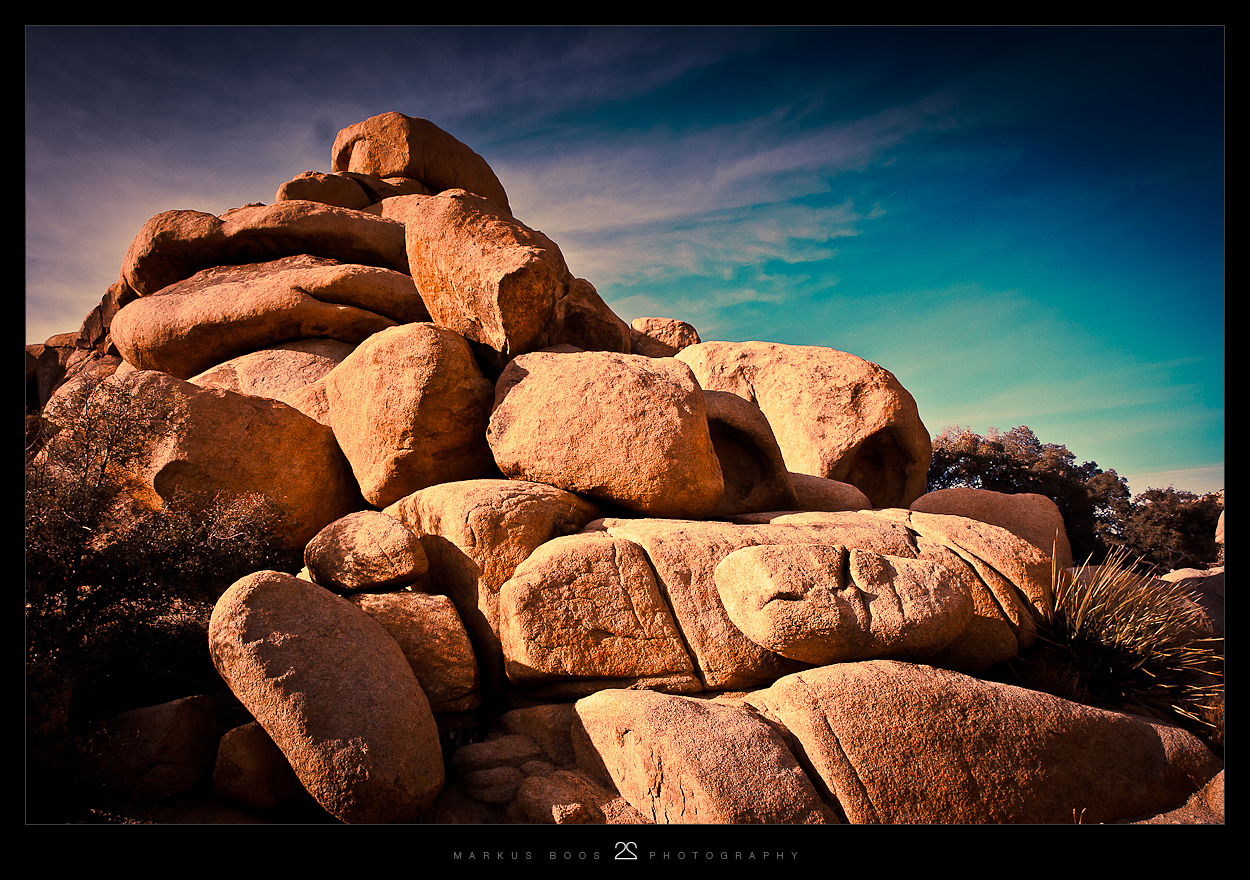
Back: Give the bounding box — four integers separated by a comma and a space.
26, 378, 300, 818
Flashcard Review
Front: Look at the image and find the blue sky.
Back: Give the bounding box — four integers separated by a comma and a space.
25, 26, 1224, 496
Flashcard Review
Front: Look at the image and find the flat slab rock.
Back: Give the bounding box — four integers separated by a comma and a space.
746, 660, 1223, 824
112, 255, 425, 380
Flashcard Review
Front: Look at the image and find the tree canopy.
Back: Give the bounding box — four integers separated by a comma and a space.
926, 426, 1221, 570
1116, 487, 1223, 571
927, 426, 1130, 564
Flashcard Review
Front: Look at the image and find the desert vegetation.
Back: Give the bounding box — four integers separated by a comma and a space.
999, 548, 1224, 755
25, 381, 300, 820
928, 425, 1223, 569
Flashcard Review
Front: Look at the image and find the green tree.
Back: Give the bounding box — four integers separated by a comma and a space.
1117, 487, 1223, 571
927, 426, 1131, 564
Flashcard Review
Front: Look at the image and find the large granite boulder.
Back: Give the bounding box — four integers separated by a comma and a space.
332, 112, 511, 214
714, 543, 974, 665
209, 571, 445, 823
499, 533, 698, 696
348, 591, 481, 713
275, 170, 432, 211
506, 510, 1057, 692
552, 278, 632, 354
789, 472, 872, 512
61, 370, 361, 547
488, 349, 724, 519
740, 509, 1043, 671
747, 660, 1222, 824
303, 510, 429, 593
629, 316, 700, 358
388, 190, 573, 368
911, 487, 1074, 570
112, 256, 425, 379
573, 688, 835, 824
588, 515, 919, 690
677, 341, 931, 508
701, 389, 797, 517
384, 479, 603, 695
121, 202, 408, 297
324, 323, 497, 508
188, 338, 355, 409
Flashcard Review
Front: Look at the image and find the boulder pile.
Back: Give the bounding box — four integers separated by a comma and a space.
28, 112, 1223, 824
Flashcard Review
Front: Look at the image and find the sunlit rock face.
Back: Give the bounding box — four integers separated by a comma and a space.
323, 322, 497, 508
714, 542, 974, 665
209, 571, 445, 823
677, 341, 932, 509
746, 660, 1223, 825
332, 111, 511, 214
487, 349, 725, 519
112, 256, 425, 379
121, 202, 409, 298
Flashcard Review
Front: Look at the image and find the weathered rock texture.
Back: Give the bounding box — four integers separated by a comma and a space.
514, 509, 1061, 690
324, 322, 496, 508
629, 316, 701, 358
209, 571, 444, 823
911, 486, 1074, 570
747, 660, 1222, 824
112, 256, 425, 379
348, 591, 480, 713
715, 543, 974, 665
332, 112, 511, 214
188, 338, 355, 406
488, 349, 724, 518
677, 341, 931, 508
500, 533, 698, 695
703, 390, 797, 517
390, 190, 573, 366
384, 479, 603, 695
574, 688, 835, 824
304, 510, 428, 593
78, 370, 361, 547
122, 202, 408, 298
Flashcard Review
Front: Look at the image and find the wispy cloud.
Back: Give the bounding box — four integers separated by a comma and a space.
1122, 466, 1225, 496
502, 92, 954, 299
507, 93, 954, 230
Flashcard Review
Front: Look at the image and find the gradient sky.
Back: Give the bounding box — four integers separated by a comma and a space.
25, 26, 1224, 496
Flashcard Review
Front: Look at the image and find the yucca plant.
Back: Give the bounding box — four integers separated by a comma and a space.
1014, 546, 1223, 740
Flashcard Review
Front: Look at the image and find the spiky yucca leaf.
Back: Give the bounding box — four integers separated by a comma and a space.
1034, 546, 1223, 729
